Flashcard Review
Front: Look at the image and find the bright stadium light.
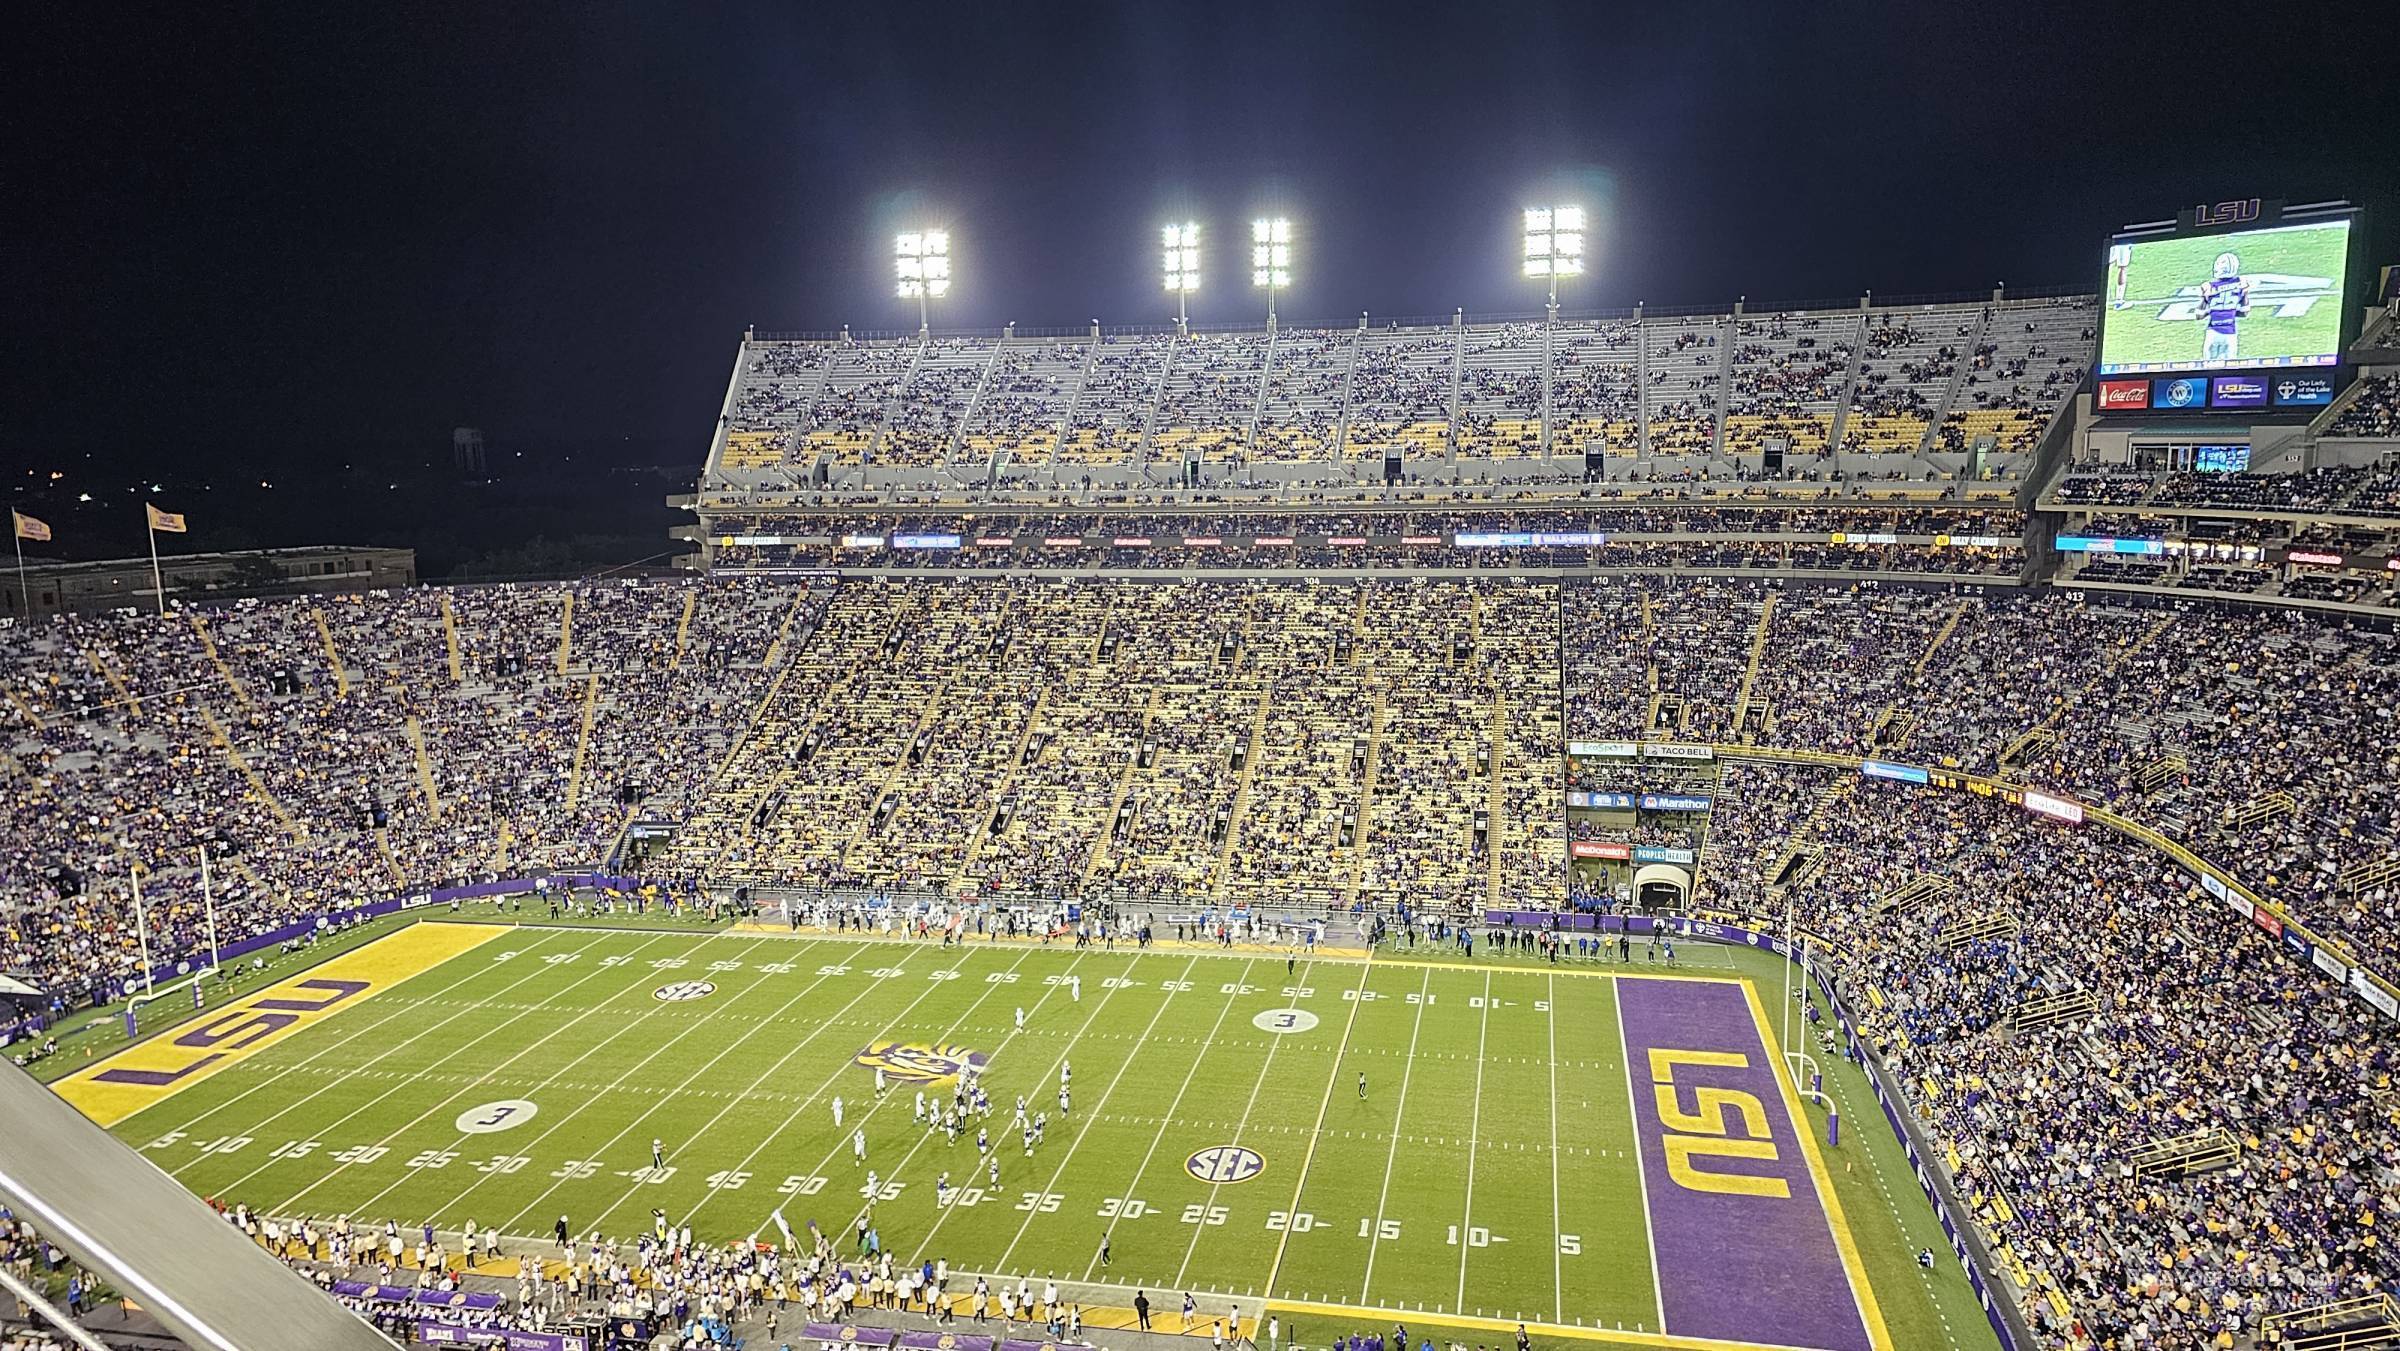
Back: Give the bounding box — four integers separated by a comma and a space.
895, 228, 952, 331
1162, 221, 1200, 331
1523, 204, 1586, 312
1251, 217, 1291, 326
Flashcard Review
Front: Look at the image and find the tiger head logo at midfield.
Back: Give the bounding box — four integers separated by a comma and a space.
853, 1040, 990, 1083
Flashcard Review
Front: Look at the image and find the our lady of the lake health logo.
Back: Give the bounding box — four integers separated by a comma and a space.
653, 980, 716, 1002
1185, 1145, 1265, 1184
456, 1099, 538, 1134
853, 1040, 991, 1083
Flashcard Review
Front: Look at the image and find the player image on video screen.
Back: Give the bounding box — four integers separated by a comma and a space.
2096, 218, 2352, 376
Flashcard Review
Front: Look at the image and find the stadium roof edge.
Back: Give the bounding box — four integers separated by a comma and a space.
743, 282, 2097, 341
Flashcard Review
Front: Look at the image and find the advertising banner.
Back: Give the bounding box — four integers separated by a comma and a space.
1637, 792, 1713, 812
415, 1325, 589, 1351
1569, 840, 1633, 860
1568, 741, 1640, 758
2021, 791, 2084, 824
1640, 743, 1715, 761
1632, 846, 1697, 865
804, 1327, 897, 1347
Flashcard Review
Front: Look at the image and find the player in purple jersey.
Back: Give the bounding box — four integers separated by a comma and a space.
2197, 251, 2251, 364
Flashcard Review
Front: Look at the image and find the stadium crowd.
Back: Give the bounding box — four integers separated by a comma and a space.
5, 557, 2400, 1351
1696, 766, 2398, 1351
9, 570, 2398, 999
0, 577, 804, 1011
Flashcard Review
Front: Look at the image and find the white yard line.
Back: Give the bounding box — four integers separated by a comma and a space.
1075, 958, 1256, 1286
496, 939, 995, 1236
860, 950, 1132, 1263
1168, 959, 1299, 1290
1547, 972, 1563, 1324
1614, 977, 1668, 1332
143, 927, 589, 1147
691, 940, 1075, 1238
650, 941, 990, 1230
675, 938, 1057, 1233
188, 929, 660, 1196
411, 936, 840, 1233
981, 954, 1201, 1271
1357, 966, 1430, 1300
1454, 970, 1491, 1314
1261, 957, 1373, 1303
270, 930, 760, 1217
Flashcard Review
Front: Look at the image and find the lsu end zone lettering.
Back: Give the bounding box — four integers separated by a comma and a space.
56, 922, 506, 1127
1616, 974, 1891, 1351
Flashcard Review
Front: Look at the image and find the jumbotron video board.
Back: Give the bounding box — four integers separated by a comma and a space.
2095, 201, 2360, 414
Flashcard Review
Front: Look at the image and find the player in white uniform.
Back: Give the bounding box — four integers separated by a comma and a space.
2197, 251, 2252, 365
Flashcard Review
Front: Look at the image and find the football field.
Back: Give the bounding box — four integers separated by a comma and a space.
58, 920, 1959, 1351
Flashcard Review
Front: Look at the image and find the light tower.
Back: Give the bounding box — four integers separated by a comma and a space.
1162, 221, 1200, 335
895, 229, 951, 332
1522, 206, 1586, 317
1251, 217, 1290, 329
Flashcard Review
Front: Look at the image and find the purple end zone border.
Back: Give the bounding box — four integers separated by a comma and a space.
1617, 977, 1875, 1351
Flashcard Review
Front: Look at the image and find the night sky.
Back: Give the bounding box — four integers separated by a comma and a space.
8, 1, 2398, 566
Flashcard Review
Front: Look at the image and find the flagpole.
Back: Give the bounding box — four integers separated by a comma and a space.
146, 510, 166, 616
10, 524, 25, 620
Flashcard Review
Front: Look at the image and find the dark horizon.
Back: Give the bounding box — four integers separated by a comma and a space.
9, 0, 2399, 565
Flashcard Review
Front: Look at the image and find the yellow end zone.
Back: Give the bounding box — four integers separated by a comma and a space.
54, 921, 506, 1127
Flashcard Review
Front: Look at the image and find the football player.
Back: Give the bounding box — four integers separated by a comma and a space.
2197, 251, 2252, 364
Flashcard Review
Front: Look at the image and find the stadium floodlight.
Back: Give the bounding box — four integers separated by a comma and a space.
1523, 204, 1586, 312
895, 228, 952, 330
1251, 217, 1291, 326
1162, 221, 1200, 331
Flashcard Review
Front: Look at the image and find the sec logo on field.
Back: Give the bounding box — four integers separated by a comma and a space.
1186, 1145, 1265, 1184
653, 981, 716, 1002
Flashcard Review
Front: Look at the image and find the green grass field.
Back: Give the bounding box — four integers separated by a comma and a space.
2099, 219, 2350, 372
68, 921, 1999, 1351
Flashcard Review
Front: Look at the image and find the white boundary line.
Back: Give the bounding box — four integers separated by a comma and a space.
491, 938, 991, 1236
